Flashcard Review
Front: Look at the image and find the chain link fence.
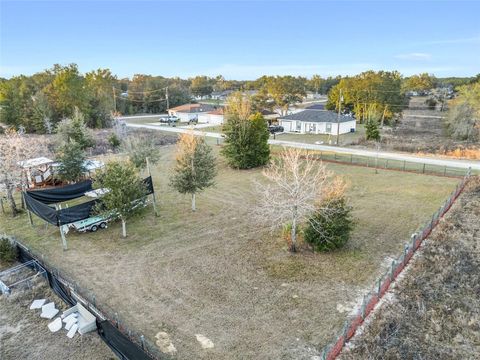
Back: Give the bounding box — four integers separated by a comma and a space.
319, 167, 472, 360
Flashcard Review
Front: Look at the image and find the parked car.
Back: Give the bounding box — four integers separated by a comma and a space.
158, 115, 179, 125
268, 125, 284, 134
188, 117, 198, 125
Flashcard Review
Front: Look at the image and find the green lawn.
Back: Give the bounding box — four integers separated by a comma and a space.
0, 145, 458, 359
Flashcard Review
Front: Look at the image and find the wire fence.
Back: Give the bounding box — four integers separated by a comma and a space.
11, 240, 164, 360
309, 151, 469, 177
319, 167, 472, 360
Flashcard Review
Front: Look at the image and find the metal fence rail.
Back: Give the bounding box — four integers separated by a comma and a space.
319, 167, 472, 360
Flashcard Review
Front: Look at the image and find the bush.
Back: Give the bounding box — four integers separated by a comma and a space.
0, 236, 17, 263
56, 108, 95, 149
425, 97, 437, 110
123, 135, 160, 170
108, 133, 121, 149
304, 197, 353, 252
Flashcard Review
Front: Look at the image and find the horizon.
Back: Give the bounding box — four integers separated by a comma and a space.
1, 1, 480, 80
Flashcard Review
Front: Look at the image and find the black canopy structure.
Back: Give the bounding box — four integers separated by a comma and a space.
26, 180, 93, 204
24, 177, 154, 227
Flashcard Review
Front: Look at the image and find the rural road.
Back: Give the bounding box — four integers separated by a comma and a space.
125, 121, 480, 171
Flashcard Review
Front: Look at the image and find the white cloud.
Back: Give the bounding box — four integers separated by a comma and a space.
395, 53, 431, 60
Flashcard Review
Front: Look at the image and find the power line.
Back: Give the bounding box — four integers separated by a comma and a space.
113, 87, 168, 95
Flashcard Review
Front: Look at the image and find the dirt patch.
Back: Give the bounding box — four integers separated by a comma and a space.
0, 274, 114, 360
340, 177, 480, 359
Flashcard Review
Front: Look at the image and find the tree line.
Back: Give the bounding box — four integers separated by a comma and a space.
1, 63, 478, 134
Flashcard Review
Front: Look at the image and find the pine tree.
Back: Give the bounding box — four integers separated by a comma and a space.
221, 112, 270, 169
56, 139, 87, 183
94, 161, 147, 237
365, 120, 380, 141
170, 133, 216, 211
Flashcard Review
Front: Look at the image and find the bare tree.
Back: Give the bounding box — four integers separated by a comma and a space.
0, 129, 49, 216
255, 147, 344, 252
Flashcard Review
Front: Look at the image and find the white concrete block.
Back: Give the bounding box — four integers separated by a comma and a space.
65, 317, 78, 331
67, 324, 78, 338
40, 308, 59, 319
48, 318, 62, 332
30, 299, 46, 310
41, 302, 55, 312
62, 313, 78, 323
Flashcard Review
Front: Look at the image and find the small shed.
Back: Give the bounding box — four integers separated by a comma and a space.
18, 157, 55, 187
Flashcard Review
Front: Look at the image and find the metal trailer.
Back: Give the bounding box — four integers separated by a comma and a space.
69, 216, 109, 233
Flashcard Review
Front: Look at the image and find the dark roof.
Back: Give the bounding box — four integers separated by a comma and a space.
278, 110, 354, 123
305, 104, 325, 110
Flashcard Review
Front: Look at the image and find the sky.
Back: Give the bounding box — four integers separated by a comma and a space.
1, 0, 479, 80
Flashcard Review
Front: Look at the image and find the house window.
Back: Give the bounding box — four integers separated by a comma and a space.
326, 123, 332, 133
308, 123, 316, 133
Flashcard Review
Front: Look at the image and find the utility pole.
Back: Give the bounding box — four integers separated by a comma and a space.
112, 86, 117, 112
336, 89, 342, 145
165, 86, 169, 112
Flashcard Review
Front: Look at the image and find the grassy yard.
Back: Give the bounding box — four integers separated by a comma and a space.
0, 145, 458, 359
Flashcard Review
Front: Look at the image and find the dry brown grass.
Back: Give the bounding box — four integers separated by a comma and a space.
340, 177, 480, 360
0, 145, 459, 359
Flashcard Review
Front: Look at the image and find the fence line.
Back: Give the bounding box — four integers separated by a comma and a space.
11, 240, 164, 360
307, 151, 468, 178
319, 167, 472, 360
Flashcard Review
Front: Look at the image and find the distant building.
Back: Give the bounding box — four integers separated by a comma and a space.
198, 108, 224, 125
278, 110, 356, 135
168, 103, 216, 122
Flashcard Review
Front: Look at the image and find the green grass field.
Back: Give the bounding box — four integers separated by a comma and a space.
0, 145, 459, 359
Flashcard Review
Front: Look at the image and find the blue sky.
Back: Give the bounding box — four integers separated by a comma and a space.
1, 1, 479, 79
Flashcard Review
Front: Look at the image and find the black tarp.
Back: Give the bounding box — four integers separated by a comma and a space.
57, 199, 99, 226
142, 176, 154, 195
98, 321, 153, 360
26, 180, 93, 204
24, 192, 59, 225
15, 243, 154, 360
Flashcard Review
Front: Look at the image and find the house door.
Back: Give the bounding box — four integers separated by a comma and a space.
296, 121, 302, 132
326, 123, 332, 133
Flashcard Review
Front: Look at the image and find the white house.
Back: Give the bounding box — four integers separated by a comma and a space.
168, 103, 216, 122
197, 108, 224, 125
278, 110, 356, 135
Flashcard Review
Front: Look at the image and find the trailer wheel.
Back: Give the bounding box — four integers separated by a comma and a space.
99, 222, 107, 229
91, 225, 98, 232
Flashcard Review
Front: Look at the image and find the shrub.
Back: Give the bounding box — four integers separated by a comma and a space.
304, 197, 353, 252
123, 135, 160, 170
0, 236, 17, 263
56, 108, 95, 149
108, 133, 121, 149
425, 97, 437, 110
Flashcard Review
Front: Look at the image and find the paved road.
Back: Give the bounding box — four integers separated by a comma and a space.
126, 122, 480, 171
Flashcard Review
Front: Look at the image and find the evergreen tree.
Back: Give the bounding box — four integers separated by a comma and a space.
222, 112, 270, 169
304, 196, 353, 252
56, 139, 87, 183
94, 161, 147, 237
170, 134, 216, 211
123, 135, 160, 170
55, 108, 95, 149
365, 120, 380, 141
